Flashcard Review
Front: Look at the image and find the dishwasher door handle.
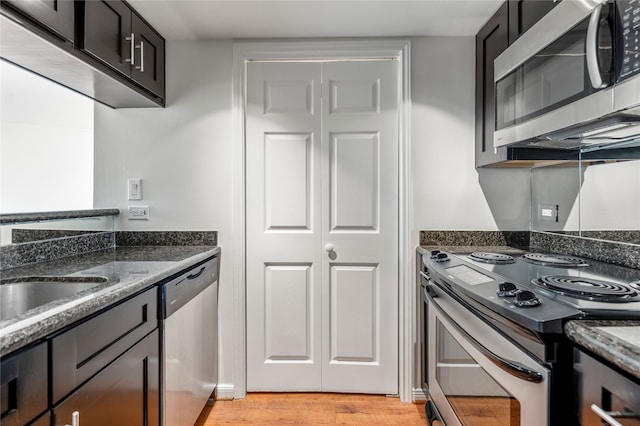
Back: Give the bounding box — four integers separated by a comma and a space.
187, 266, 206, 280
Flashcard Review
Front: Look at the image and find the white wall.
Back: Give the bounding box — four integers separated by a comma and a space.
1, 61, 94, 213
580, 160, 640, 230
93, 40, 236, 390
94, 36, 531, 397
411, 37, 530, 234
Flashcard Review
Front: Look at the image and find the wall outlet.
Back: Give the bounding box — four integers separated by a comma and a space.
128, 179, 142, 200
539, 204, 558, 222
128, 205, 149, 220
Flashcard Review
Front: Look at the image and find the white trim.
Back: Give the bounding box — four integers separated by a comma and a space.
413, 387, 427, 402
232, 39, 413, 402
215, 383, 236, 401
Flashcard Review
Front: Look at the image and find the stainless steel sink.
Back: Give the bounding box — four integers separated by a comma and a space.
0, 276, 108, 321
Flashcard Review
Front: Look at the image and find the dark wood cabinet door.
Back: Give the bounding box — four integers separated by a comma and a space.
475, 2, 509, 167
81, 0, 132, 76
3, 0, 74, 42
508, 0, 559, 44
131, 13, 165, 98
53, 330, 159, 426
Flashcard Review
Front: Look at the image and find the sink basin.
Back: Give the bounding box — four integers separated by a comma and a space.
0, 276, 108, 322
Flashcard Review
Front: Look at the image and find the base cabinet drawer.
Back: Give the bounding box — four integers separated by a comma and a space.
53, 329, 159, 426
52, 287, 157, 403
0, 342, 47, 426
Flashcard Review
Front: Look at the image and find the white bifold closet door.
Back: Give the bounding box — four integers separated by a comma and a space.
246, 59, 398, 394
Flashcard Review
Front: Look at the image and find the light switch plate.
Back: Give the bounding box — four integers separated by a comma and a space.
128, 179, 142, 200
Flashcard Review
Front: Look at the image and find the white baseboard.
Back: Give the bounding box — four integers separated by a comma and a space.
412, 387, 427, 402
215, 383, 235, 400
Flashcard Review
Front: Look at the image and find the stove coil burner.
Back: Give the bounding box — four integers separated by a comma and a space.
534, 276, 640, 302
522, 253, 589, 267
469, 252, 515, 264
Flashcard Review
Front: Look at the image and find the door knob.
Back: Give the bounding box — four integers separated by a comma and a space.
324, 244, 334, 252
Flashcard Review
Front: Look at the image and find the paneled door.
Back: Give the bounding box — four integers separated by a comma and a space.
246, 60, 398, 394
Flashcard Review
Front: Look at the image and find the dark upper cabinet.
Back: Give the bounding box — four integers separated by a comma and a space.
131, 13, 165, 98
2, 0, 74, 43
508, 0, 560, 44
81, 0, 165, 99
82, 0, 132, 76
475, 2, 509, 168
476, 0, 573, 167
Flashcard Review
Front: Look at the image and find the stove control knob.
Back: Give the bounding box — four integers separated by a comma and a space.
435, 253, 449, 262
514, 290, 542, 308
497, 282, 518, 297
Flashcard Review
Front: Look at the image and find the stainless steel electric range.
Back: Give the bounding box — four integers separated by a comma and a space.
419, 249, 640, 426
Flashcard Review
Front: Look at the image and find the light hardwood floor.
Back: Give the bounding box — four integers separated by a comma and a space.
195, 393, 427, 425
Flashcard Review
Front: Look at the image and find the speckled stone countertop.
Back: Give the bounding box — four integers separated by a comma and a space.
417, 245, 528, 256
0, 245, 220, 357
565, 320, 640, 380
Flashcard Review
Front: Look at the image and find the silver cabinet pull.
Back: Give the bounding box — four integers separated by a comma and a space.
64, 411, 80, 426
134, 40, 144, 72
139, 41, 145, 72
124, 33, 135, 66
590, 404, 638, 426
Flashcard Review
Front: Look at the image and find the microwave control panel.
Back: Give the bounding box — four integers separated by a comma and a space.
619, 0, 640, 80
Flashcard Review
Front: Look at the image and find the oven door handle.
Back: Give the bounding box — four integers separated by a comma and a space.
428, 284, 544, 383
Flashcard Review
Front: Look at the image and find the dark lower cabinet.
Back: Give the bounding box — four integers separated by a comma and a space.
51, 287, 158, 403
80, 0, 165, 99
2, 0, 74, 42
0, 342, 48, 426
53, 330, 160, 426
1, 286, 160, 426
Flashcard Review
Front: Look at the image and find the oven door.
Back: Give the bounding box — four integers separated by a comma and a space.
426, 282, 550, 426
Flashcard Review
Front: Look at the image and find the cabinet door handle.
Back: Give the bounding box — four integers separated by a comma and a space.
134, 40, 144, 72
124, 33, 135, 67
63, 411, 80, 426
590, 404, 639, 426
139, 41, 145, 73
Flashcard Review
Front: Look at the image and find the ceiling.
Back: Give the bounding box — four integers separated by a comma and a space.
126, 0, 503, 41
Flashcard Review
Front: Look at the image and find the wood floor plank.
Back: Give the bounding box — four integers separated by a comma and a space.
195, 393, 426, 425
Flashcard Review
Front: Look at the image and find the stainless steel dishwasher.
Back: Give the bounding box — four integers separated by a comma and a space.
160, 251, 220, 426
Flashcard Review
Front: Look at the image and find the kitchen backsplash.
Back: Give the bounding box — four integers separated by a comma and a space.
0, 227, 218, 271
531, 231, 640, 270
0, 231, 115, 270
420, 230, 530, 248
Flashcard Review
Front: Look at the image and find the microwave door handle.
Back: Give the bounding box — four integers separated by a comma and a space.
586, 3, 607, 89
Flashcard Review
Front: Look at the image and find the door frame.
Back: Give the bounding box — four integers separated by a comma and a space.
231, 39, 413, 402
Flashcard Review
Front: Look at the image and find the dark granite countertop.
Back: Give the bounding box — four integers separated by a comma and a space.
0, 245, 220, 357
565, 320, 640, 380
417, 245, 528, 256
0, 208, 120, 224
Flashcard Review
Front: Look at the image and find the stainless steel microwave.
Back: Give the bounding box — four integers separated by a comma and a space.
494, 0, 640, 149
